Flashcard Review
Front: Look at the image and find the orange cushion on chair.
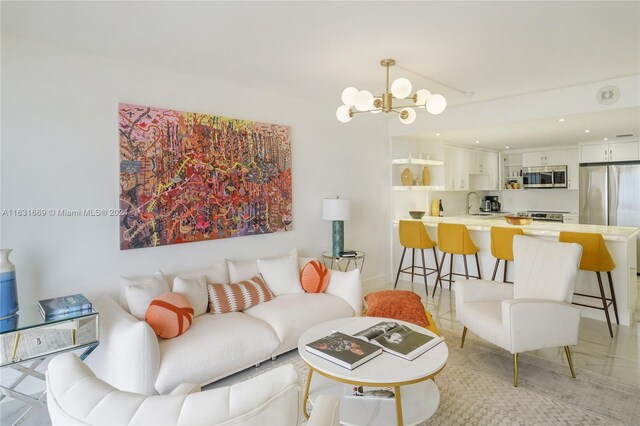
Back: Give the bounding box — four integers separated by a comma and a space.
145, 292, 194, 339
300, 260, 330, 293
365, 290, 435, 332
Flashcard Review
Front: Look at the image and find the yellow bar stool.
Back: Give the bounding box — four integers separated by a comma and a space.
432, 223, 481, 297
490, 227, 524, 283
393, 220, 441, 296
559, 231, 619, 337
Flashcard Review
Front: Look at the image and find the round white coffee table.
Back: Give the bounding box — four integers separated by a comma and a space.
297, 316, 448, 426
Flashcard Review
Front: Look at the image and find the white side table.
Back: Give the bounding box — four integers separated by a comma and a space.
322, 250, 365, 273
298, 316, 448, 426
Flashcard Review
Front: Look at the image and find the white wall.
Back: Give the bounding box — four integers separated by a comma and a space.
0, 36, 391, 305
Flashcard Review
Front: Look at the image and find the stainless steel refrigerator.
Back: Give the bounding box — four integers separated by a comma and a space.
579, 162, 640, 271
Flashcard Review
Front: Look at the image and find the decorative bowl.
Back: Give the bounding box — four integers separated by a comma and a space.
504, 215, 533, 225
409, 211, 426, 219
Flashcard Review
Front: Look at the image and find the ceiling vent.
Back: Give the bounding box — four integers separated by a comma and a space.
596, 86, 620, 105
616, 133, 634, 138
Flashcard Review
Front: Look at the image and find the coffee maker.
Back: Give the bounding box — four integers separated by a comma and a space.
485, 196, 501, 212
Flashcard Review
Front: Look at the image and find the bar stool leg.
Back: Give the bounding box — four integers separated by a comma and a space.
433, 252, 446, 298
491, 259, 500, 281
474, 253, 482, 279
596, 271, 614, 338
607, 271, 620, 325
420, 249, 428, 298
432, 247, 441, 287
448, 254, 454, 290
463, 255, 469, 279
503, 260, 508, 283
410, 249, 415, 284
393, 247, 407, 289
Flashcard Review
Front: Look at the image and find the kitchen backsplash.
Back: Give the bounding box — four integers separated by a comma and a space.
494, 189, 579, 213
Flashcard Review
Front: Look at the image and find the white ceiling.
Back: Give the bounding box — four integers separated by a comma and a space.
2, 1, 639, 147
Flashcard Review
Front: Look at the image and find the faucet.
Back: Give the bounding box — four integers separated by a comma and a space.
466, 192, 480, 215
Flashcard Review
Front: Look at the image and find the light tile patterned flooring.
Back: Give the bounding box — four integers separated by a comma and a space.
386, 277, 640, 387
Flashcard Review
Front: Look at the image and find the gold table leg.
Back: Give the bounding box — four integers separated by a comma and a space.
302, 367, 314, 419
11, 333, 21, 361
394, 385, 403, 426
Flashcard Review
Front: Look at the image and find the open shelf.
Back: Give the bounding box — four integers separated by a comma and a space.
393, 185, 445, 191
392, 158, 444, 166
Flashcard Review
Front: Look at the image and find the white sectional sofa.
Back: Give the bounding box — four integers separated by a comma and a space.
86, 256, 362, 395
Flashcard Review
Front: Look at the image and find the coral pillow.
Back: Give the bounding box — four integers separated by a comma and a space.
145, 292, 194, 339
208, 274, 274, 314
300, 260, 330, 293
364, 290, 430, 328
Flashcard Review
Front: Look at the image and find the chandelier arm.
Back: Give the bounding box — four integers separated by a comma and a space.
351, 109, 383, 115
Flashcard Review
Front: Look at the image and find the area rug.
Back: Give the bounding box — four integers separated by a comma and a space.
261, 329, 639, 425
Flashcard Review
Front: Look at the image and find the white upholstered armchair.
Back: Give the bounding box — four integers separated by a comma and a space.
47, 353, 339, 425
455, 235, 583, 386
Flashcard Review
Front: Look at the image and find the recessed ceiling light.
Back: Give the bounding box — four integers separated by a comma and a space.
558, 118, 566, 122
505, 146, 510, 149
475, 140, 480, 144
603, 137, 609, 141
585, 129, 591, 133
435, 132, 440, 136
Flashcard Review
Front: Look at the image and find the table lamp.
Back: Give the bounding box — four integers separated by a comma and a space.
322, 196, 351, 257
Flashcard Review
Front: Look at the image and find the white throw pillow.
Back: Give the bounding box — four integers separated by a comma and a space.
227, 249, 298, 283
173, 276, 208, 317
172, 261, 229, 285
325, 269, 362, 317
257, 254, 303, 296
124, 276, 170, 320
119, 271, 168, 313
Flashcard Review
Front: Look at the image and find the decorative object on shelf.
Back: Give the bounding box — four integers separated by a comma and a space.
504, 215, 533, 225
421, 166, 431, 185
336, 59, 447, 125
118, 103, 292, 250
0, 249, 18, 319
439, 200, 444, 217
431, 198, 440, 217
409, 211, 425, 219
400, 168, 414, 186
322, 196, 351, 257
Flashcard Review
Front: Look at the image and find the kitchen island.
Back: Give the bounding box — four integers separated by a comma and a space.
392, 216, 639, 326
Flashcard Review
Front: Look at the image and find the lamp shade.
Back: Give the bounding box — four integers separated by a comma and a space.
322, 198, 351, 221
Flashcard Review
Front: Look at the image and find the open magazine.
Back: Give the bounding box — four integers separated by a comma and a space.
344, 384, 395, 399
353, 321, 443, 361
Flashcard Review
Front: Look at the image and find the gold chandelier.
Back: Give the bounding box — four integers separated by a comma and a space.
336, 59, 447, 125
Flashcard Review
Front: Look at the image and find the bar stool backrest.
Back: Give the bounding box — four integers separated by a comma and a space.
513, 235, 582, 303
558, 232, 615, 272
399, 220, 436, 249
437, 223, 478, 255
490, 227, 525, 261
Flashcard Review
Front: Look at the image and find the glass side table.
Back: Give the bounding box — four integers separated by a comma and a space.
322, 250, 365, 273
0, 306, 99, 424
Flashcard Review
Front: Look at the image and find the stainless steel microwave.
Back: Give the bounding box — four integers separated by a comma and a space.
522, 165, 567, 188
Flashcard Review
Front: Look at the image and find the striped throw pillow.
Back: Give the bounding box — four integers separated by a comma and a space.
207, 274, 274, 314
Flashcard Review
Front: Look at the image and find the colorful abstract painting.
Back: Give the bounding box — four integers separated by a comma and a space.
118, 103, 292, 250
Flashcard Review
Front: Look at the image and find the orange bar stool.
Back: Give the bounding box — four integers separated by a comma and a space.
432, 223, 481, 297
490, 227, 525, 283
394, 220, 441, 296
559, 231, 619, 337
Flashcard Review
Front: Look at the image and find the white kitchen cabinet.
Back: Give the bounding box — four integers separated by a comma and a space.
444, 145, 469, 191
580, 141, 639, 163
566, 148, 579, 190
468, 150, 499, 190
522, 149, 568, 167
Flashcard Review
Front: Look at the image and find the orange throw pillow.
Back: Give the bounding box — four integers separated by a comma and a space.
300, 260, 330, 293
207, 274, 274, 314
145, 292, 194, 338
365, 290, 430, 328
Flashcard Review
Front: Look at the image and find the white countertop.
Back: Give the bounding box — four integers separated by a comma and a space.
393, 215, 640, 242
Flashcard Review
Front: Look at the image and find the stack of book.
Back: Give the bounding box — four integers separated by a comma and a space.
305, 332, 382, 370
38, 294, 92, 320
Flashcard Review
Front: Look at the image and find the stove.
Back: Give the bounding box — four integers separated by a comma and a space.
526, 211, 567, 222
